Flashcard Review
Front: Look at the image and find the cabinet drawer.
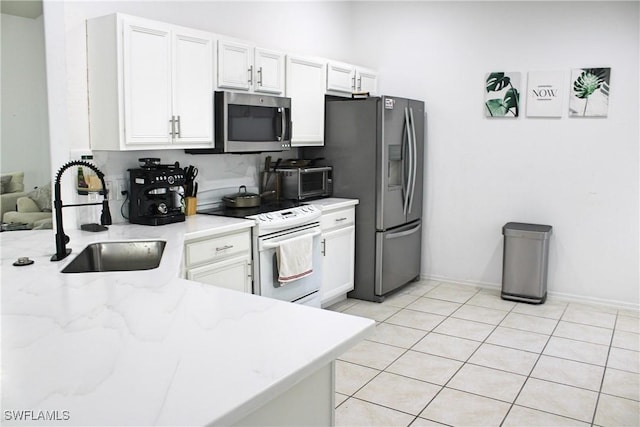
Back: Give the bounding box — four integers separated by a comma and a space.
321, 208, 355, 231
185, 230, 250, 267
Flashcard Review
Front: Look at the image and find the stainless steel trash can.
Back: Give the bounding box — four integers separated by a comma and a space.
501, 222, 552, 304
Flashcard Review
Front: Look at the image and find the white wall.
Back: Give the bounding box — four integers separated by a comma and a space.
1, 13, 50, 190
351, 1, 639, 307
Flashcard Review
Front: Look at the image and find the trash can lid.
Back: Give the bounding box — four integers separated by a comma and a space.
503, 222, 552, 239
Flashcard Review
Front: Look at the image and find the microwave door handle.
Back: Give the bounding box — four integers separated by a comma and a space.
276, 107, 285, 141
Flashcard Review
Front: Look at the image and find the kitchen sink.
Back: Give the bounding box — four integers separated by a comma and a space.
61, 240, 166, 273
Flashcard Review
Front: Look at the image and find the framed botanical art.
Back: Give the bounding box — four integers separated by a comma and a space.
485, 72, 521, 118
526, 71, 565, 117
569, 68, 611, 117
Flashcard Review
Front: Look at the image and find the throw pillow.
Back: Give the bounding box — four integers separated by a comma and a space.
27, 182, 52, 212
0, 175, 12, 194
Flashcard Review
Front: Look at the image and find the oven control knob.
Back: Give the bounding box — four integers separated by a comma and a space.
157, 203, 168, 214
167, 175, 175, 185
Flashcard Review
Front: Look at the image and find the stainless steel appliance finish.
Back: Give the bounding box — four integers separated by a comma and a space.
189, 91, 292, 154
306, 95, 425, 302
276, 166, 333, 201
501, 223, 552, 304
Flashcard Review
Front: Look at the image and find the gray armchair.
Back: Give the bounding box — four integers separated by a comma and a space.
1, 172, 27, 219
1, 172, 52, 229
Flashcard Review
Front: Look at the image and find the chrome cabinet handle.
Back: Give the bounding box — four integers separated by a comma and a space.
335, 217, 348, 222
216, 244, 233, 252
248, 65, 253, 84
351, 75, 356, 91
170, 116, 176, 137
257, 67, 263, 86
176, 115, 181, 138
321, 238, 326, 256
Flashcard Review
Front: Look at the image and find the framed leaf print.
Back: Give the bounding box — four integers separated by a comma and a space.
485, 72, 521, 118
569, 68, 610, 117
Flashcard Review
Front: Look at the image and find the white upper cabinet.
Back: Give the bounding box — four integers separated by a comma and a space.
327, 62, 356, 94
123, 21, 173, 145
286, 55, 326, 147
171, 29, 214, 144
87, 14, 214, 150
218, 40, 285, 94
326, 61, 378, 96
356, 68, 378, 94
254, 47, 285, 94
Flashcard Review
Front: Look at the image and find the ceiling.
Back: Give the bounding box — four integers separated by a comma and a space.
1, 0, 43, 19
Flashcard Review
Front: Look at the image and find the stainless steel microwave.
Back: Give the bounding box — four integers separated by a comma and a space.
276, 166, 333, 201
214, 91, 291, 153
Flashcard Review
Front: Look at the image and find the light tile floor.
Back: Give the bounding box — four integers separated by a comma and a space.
328, 280, 640, 427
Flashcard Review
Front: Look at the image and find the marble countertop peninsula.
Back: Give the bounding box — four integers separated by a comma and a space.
1, 207, 373, 426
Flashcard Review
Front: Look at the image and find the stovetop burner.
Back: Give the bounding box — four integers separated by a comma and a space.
198, 199, 302, 219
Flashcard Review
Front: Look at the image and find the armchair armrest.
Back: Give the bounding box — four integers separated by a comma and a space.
17, 196, 41, 213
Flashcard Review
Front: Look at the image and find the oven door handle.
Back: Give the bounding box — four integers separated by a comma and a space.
261, 230, 321, 250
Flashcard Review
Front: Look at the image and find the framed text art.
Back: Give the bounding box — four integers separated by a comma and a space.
526, 71, 565, 117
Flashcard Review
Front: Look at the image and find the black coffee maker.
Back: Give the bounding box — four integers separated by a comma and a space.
128, 158, 185, 226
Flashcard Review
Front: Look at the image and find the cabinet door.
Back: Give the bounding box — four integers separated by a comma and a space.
172, 30, 214, 144
218, 40, 252, 91
186, 255, 252, 293
356, 68, 378, 95
254, 47, 285, 94
286, 55, 326, 146
327, 61, 355, 93
320, 225, 355, 304
123, 19, 172, 144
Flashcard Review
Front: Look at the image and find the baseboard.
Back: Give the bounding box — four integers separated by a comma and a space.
421, 274, 640, 312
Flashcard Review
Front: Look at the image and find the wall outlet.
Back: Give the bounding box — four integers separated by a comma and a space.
105, 180, 114, 201
115, 178, 127, 201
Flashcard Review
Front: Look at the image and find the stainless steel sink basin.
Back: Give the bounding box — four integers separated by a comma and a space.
61, 240, 166, 273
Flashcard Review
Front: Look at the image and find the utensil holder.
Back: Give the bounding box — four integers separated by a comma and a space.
260, 171, 281, 200
184, 197, 197, 216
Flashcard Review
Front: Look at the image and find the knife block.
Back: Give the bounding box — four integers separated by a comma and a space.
184, 197, 197, 216
260, 171, 281, 201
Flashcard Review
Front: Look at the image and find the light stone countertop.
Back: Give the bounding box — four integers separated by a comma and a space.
309, 197, 359, 212
1, 204, 373, 426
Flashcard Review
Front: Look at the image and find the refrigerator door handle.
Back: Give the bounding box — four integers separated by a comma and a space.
403, 107, 412, 216
407, 107, 418, 214
385, 222, 422, 240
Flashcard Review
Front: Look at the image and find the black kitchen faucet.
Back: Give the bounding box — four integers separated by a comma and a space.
51, 160, 112, 261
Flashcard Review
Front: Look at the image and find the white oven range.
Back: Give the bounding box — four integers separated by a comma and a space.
247, 205, 323, 308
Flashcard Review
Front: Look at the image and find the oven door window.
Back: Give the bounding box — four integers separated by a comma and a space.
227, 105, 290, 142
300, 172, 325, 194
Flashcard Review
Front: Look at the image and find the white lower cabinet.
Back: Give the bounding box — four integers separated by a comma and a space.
184, 228, 252, 293
320, 207, 355, 306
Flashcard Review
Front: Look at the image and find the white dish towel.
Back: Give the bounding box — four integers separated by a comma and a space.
277, 234, 313, 284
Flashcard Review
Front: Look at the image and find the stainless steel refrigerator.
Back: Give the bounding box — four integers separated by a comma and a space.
306, 95, 424, 302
